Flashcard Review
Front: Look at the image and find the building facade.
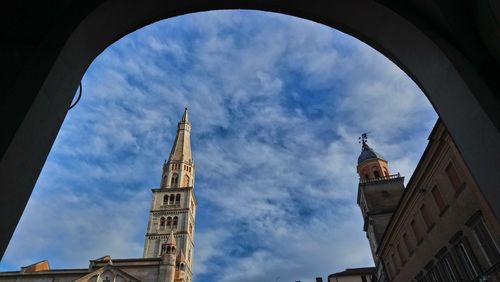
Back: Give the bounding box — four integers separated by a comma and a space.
355, 120, 500, 281
0, 109, 197, 282
328, 267, 376, 282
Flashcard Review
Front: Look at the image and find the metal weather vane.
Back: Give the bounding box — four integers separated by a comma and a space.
359, 133, 368, 147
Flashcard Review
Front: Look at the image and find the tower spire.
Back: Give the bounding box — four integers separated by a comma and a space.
166, 231, 177, 247
160, 109, 195, 189
168, 108, 192, 163
180, 107, 188, 123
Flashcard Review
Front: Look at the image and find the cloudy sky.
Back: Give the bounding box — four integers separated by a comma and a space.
0, 10, 437, 282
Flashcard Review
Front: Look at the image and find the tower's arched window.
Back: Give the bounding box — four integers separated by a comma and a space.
171, 173, 178, 186
374, 170, 380, 178
175, 194, 181, 204
163, 195, 168, 204
166, 217, 172, 226
161, 243, 167, 255
173, 216, 178, 227
362, 169, 370, 180
166, 246, 171, 253
169, 194, 175, 204
183, 175, 190, 187
159, 217, 166, 228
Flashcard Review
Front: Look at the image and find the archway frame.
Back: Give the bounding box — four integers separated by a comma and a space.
1, 0, 500, 259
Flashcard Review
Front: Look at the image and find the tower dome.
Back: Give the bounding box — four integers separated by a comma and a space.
358, 144, 386, 165
357, 134, 391, 181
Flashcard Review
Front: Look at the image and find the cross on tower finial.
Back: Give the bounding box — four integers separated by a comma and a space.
359, 133, 368, 148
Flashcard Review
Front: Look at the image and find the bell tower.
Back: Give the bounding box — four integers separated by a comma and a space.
357, 133, 391, 181
356, 134, 404, 264
143, 108, 197, 282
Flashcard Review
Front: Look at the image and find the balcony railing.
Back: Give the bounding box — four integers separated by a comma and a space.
160, 203, 180, 209
359, 173, 401, 184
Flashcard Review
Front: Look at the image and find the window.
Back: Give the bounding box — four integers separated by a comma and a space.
438, 254, 458, 282
386, 261, 395, 280
469, 216, 500, 264
161, 243, 167, 255
171, 173, 179, 186
163, 195, 168, 204
392, 253, 400, 273
445, 162, 463, 192
454, 240, 478, 279
411, 220, 423, 243
166, 217, 172, 226
175, 194, 181, 204
374, 170, 380, 178
431, 186, 447, 214
173, 216, 178, 227
183, 175, 190, 187
403, 233, 413, 255
420, 204, 434, 230
397, 243, 406, 265
160, 217, 166, 227
415, 272, 425, 282
169, 194, 175, 204
426, 267, 442, 282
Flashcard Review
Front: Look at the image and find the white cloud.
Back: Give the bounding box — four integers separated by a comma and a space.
1, 10, 437, 282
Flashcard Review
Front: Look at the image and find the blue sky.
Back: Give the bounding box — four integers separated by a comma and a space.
0, 10, 437, 282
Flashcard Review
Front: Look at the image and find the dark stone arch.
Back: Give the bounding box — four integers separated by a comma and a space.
1, 0, 499, 259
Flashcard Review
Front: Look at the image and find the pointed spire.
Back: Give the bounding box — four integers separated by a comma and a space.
181, 107, 189, 123
166, 231, 177, 246
176, 249, 186, 263
167, 109, 192, 163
